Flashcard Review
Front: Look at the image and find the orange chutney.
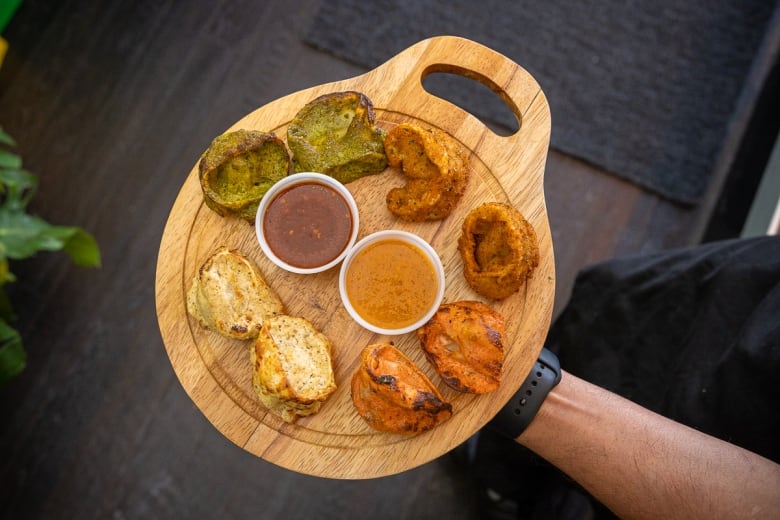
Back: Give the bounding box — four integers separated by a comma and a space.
345, 239, 439, 329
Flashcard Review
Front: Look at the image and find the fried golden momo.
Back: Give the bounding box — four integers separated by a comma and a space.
458, 202, 539, 300
351, 344, 452, 434
385, 123, 469, 221
417, 301, 505, 394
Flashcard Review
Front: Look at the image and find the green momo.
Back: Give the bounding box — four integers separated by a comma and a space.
287, 91, 387, 184
198, 130, 292, 222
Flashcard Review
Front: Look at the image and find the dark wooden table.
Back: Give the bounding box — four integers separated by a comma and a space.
1, 1, 765, 518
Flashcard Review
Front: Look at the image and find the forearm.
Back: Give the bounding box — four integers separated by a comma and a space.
516, 370, 780, 519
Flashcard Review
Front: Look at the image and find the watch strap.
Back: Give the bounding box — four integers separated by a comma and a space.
489, 348, 562, 439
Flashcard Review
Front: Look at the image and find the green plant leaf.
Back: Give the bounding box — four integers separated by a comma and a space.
0, 129, 17, 147
0, 148, 22, 169
0, 167, 38, 210
0, 210, 101, 266
0, 285, 16, 321
59, 227, 101, 267
0, 210, 62, 258
0, 166, 37, 189
0, 318, 25, 385
0, 258, 14, 286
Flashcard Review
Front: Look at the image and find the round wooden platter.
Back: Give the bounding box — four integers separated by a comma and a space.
155, 36, 554, 479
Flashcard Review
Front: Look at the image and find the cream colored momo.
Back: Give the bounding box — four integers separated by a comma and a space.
186, 247, 284, 340
251, 315, 337, 423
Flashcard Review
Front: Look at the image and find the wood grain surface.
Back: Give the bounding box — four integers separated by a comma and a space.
156, 36, 554, 479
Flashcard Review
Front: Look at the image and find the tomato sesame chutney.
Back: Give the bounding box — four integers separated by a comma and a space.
339, 230, 445, 335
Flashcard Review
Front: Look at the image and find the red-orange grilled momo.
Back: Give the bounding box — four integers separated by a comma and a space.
417, 301, 505, 393
351, 344, 452, 434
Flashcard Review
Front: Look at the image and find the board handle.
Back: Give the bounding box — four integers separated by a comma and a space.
382, 36, 550, 147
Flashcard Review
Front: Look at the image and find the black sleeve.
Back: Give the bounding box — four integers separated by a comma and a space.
547, 235, 780, 463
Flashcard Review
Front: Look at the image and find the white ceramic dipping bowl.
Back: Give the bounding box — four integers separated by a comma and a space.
339, 230, 445, 335
255, 172, 359, 274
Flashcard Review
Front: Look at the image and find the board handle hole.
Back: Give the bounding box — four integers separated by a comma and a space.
421, 71, 520, 137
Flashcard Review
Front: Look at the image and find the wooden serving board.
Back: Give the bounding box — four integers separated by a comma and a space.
155, 36, 554, 479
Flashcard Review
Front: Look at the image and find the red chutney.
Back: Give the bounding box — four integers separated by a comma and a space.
263, 182, 353, 268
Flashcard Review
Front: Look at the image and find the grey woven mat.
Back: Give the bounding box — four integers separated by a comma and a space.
304, 0, 776, 204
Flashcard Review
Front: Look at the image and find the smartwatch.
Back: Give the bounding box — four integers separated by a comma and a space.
490, 347, 562, 439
